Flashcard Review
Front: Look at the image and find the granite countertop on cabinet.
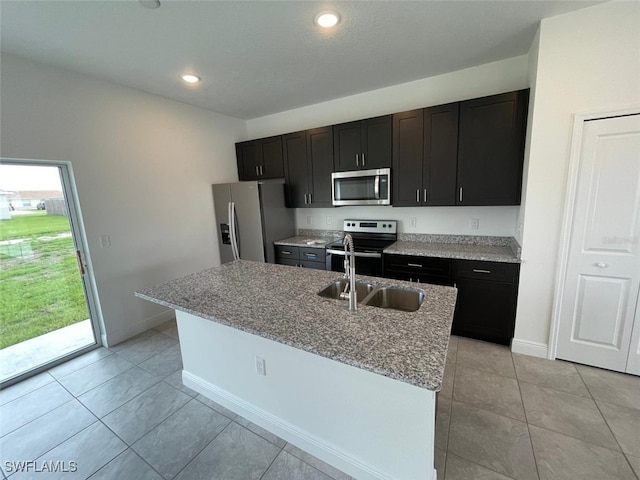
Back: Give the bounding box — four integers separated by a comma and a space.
274, 236, 332, 248
135, 260, 457, 391
274, 229, 343, 248
385, 234, 521, 263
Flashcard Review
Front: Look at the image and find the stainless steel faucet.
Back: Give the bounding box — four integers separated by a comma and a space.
342, 233, 357, 312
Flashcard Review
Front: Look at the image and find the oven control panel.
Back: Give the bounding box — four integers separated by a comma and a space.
343, 220, 397, 234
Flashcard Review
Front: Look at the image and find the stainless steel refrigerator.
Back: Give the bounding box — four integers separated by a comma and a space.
212, 180, 295, 264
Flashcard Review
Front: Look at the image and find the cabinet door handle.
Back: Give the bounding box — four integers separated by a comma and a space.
281, 251, 292, 255
459, 187, 463, 203
309, 193, 312, 204
304, 193, 308, 205
256, 165, 259, 176
260, 165, 263, 176
595, 262, 609, 268
362, 153, 365, 166
424, 189, 427, 203
305, 253, 317, 259
355, 154, 359, 167
472, 269, 491, 274
416, 189, 420, 203
408, 263, 423, 268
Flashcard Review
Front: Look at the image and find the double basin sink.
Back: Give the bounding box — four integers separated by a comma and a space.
318, 278, 425, 312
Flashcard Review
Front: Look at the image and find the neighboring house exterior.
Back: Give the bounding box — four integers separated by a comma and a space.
8, 190, 64, 210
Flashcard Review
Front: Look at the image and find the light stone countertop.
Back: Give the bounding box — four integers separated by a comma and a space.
135, 260, 457, 391
273, 236, 333, 248
385, 241, 520, 263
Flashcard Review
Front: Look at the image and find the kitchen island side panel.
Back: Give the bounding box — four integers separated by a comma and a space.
177, 310, 436, 480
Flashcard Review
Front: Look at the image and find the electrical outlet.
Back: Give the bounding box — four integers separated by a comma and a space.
326, 216, 332, 225
255, 356, 266, 376
100, 235, 111, 248
470, 218, 480, 230
410, 218, 417, 228
306, 215, 312, 225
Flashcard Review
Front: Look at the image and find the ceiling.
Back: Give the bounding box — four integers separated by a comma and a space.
0, 1, 602, 120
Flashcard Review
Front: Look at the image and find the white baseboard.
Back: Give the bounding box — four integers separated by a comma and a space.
103, 309, 175, 347
183, 370, 400, 480
511, 339, 548, 358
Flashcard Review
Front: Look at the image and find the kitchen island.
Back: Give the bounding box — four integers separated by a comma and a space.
136, 260, 456, 480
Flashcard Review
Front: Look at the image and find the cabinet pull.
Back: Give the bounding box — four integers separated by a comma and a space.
459, 187, 463, 202
309, 193, 312, 204
408, 263, 423, 268
355, 154, 359, 167
362, 153, 365, 166
305, 254, 317, 259
256, 165, 259, 176
260, 165, 264, 176
424, 189, 427, 203
281, 251, 292, 255
304, 193, 308, 205
472, 269, 491, 274
416, 189, 420, 203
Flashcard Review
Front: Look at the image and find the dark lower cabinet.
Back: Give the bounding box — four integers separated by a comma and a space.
382, 254, 520, 345
275, 245, 326, 270
452, 260, 520, 345
383, 254, 452, 286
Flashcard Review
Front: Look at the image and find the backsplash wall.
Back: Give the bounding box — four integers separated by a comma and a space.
295, 206, 519, 236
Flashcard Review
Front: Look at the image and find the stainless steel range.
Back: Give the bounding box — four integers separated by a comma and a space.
325, 220, 397, 277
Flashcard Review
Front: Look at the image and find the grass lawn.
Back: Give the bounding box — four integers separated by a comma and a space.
0, 211, 89, 349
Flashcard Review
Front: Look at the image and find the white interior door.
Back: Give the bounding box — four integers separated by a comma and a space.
556, 114, 640, 374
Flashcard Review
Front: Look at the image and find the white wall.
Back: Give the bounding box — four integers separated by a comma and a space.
514, 1, 640, 354
0, 54, 246, 346
247, 55, 529, 237
297, 206, 519, 237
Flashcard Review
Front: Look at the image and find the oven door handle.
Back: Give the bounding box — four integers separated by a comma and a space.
326, 249, 382, 258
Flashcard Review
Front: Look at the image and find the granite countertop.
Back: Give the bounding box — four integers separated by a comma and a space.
385, 234, 521, 263
273, 236, 333, 248
135, 260, 457, 391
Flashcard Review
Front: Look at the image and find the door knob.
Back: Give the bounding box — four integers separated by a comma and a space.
595, 262, 609, 268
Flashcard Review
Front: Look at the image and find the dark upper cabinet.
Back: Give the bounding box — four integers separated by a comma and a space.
333, 115, 392, 171
457, 89, 529, 206
424, 103, 459, 205
283, 127, 333, 208
283, 132, 308, 208
236, 136, 285, 181
307, 126, 334, 207
392, 104, 459, 206
392, 109, 424, 206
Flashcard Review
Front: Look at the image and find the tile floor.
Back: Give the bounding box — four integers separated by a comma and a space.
0, 320, 95, 382
0, 321, 639, 480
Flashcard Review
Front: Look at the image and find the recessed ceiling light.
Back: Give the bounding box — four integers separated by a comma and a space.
139, 0, 161, 9
180, 74, 200, 84
314, 11, 340, 28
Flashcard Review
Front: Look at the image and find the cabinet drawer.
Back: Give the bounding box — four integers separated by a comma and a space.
300, 260, 326, 270
453, 260, 518, 283
277, 258, 299, 267
300, 247, 325, 263
275, 245, 299, 259
384, 254, 451, 276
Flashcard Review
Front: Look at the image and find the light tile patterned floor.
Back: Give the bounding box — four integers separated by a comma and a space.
1, 323, 639, 480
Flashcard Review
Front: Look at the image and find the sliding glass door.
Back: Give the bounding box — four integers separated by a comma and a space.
0, 159, 101, 387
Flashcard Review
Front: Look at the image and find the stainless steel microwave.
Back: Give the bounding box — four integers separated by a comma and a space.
331, 168, 391, 206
